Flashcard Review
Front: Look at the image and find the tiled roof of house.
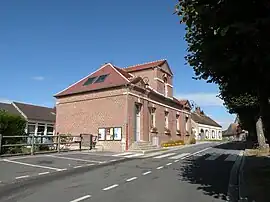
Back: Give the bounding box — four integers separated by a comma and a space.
223, 123, 240, 136
13, 102, 55, 122
124, 59, 167, 72
55, 63, 130, 97
0, 102, 23, 117
191, 112, 221, 128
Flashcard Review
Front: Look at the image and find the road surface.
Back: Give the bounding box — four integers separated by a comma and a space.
0, 142, 243, 202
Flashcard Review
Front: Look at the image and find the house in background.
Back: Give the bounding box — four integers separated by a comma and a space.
0, 102, 56, 143
55, 59, 192, 152
191, 107, 222, 140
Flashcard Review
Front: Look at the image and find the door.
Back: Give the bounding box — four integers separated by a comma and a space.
135, 104, 141, 142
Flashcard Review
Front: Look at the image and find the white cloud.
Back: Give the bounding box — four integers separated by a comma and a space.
0, 98, 12, 103
176, 92, 224, 107
32, 76, 45, 81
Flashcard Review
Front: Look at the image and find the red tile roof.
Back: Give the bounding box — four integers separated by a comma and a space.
113, 66, 134, 79
55, 64, 130, 97
124, 59, 167, 72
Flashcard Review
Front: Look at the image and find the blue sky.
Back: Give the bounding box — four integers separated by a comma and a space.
0, 0, 235, 129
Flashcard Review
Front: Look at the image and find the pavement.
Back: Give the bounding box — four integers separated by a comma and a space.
0, 141, 244, 202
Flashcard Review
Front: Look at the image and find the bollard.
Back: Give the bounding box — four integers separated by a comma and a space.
90, 134, 93, 150
31, 134, 35, 155
79, 134, 82, 151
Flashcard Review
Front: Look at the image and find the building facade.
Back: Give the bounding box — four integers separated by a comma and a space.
191, 107, 222, 140
55, 60, 192, 152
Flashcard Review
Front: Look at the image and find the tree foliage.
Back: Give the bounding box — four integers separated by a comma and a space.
176, 0, 270, 140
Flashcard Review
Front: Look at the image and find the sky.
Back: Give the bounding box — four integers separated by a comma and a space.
0, 0, 235, 129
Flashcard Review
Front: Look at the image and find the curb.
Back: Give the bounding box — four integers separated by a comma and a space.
227, 150, 244, 202
0, 157, 134, 199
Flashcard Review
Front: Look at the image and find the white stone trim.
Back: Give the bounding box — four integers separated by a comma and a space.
166, 83, 173, 88
123, 92, 190, 115
154, 77, 173, 88
198, 123, 222, 130
12, 103, 28, 119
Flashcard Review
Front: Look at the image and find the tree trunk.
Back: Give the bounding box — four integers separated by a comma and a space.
255, 116, 268, 148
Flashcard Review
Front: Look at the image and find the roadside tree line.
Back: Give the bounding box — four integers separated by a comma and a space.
176, 0, 270, 148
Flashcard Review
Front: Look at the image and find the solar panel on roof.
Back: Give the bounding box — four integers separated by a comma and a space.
94, 74, 109, 83
83, 77, 97, 86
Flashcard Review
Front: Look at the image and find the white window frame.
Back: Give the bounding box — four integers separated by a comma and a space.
150, 108, 156, 127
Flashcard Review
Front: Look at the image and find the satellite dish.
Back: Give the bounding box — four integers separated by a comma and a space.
143, 77, 149, 85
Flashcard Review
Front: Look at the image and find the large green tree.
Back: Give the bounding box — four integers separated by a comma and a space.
177, 0, 270, 144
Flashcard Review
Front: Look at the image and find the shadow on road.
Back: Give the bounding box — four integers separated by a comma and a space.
213, 141, 253, 150
177, 155, 235, 201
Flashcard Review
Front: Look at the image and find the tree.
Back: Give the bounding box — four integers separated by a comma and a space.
176, 0, 270, 146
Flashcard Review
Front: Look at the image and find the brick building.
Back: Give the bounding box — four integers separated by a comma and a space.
54, 60, 192, 152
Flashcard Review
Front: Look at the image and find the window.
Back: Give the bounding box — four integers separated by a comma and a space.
163, 77, 168, 97
212, 130, 215, 138
94, 74, 109, 83
28, 124, 36, 135
176, 114, 180, 130
83, 77, 97, 86
98, 127, 122, 141
150, 108, 156, 127
165, 111, 169, 128
185, 116, 189, 131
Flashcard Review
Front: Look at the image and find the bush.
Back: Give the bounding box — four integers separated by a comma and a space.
0, 110, 26, 154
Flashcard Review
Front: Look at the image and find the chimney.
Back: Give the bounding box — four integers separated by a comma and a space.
195, 107, 201, 114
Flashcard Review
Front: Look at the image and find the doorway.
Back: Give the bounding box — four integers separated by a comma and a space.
134, 104, 141, 142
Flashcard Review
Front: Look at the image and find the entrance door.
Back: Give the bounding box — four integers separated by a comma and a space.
135, 104, 141, 142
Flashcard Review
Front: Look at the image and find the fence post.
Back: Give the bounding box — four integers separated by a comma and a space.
90, 134, 93, 150
57, 133, 60, 153
31, 134, 35, 155
0, 134, 2, 154
79, 134, 82, 151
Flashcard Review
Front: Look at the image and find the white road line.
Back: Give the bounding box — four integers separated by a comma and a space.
142, 171, 152, 175
38, 172, 50, 175
102, 184, 119, 191
126, 177, 138, 182
224, 154, 238, 162
205, 153, 222, 161
191, 147, 210, 156
74, 165, 83, 168
124, 153, 144, 158
154, 153, 176, 159
46, 155, 102, 163
57, 168, 67, 171
143, 150, 168, 158
166, 162, 173, 166
86, 163, 95, 166
2, 159, 62, 171
15, 175, 29, 179
156, 166, 164, 170
70, 195, 91, 202
168, 153, 190, 160
112, 152, 133, 156
174, 160, 179, 162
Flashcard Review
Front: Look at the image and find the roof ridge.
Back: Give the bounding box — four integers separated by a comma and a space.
13, 101, 54, 109
123, 59, 167, 69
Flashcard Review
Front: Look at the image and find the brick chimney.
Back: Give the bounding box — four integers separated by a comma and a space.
195, 107, 201, 114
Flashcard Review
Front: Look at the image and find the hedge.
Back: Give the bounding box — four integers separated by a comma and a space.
0, 110, 26, 154
161, 140, 185, 147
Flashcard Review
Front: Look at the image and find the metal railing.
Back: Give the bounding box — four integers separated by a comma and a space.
0, 133, 97, 156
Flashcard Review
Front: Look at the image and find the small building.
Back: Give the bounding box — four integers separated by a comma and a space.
191, 107, 222, 140
55, 60, 192, 152
0, 102, 56, 142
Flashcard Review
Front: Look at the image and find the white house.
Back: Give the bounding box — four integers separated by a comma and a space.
191, 107, 222, 140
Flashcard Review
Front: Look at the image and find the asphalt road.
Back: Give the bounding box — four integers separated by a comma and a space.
0, 142, 243, 202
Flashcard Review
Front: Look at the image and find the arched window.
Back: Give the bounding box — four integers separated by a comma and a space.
212, 130, 215, 139
163, 76, 168, 97
205, 130, 209, 139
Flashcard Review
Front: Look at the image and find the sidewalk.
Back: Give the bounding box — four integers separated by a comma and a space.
239, 151, 270, 202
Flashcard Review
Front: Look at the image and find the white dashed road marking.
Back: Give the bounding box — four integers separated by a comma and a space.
224, 154, 238, 162
103, 184, 119, 191
154, 153, 176, 159
124, 153, 144, 158
205, 153, 222, 161
168, 153, 190, 159
142, 171, 152, 175
191, 147, 210, 156
174, 160, 179, 162
166, 162, 172, 166
15, 175, 29, 179
70, 195, 91, 202
38, 172, 50, 175
2, 159, 62, 171
126, 177, 137, 182
156, 166, 164, 170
